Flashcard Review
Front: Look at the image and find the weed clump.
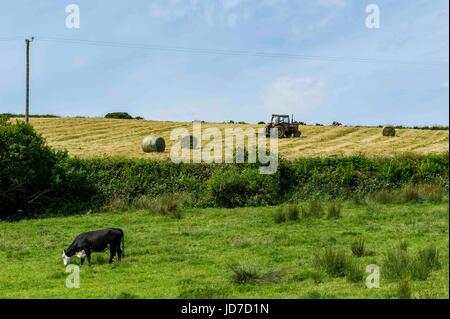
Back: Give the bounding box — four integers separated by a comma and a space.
383, 244, 440, 281
274, 205, 300, 223
345, 260, 364, 283
351, 238, 366, 257
327, 201, 342, 219
397, 277, 413, 299
314, 248, 349, 277
134, 194, 183, 219
229, 264, 284, 285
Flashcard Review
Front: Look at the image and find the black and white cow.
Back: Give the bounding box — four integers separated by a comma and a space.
62, 228, 124, 265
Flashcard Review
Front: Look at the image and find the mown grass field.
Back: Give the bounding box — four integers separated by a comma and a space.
0, 202, 448, 299
25, 118, 449, 159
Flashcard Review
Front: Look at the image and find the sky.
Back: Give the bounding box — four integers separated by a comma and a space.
0, 0, 448, 126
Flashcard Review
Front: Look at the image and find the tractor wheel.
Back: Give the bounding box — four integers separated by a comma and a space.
294, 131, 301, 138
277, 126, 285, 138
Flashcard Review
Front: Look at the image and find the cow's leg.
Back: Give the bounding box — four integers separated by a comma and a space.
85, 249, 92, 265
109, 246, 116, 264
117, 246, 122, 261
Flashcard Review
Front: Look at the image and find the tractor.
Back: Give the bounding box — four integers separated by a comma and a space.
265, 114, 301, 138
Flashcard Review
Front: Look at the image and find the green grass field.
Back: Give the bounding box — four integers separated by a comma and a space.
1, 202, 448, 299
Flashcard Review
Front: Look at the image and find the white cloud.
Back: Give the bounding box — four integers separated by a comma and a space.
262, 77, 326, 116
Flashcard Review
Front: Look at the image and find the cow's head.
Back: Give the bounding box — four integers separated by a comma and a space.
62, 250, 72, 266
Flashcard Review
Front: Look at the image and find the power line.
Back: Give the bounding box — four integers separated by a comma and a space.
0, 37, 23, 42
32, 35, 448, 67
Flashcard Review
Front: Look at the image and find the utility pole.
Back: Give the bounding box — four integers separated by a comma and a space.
25, 37, 34, 124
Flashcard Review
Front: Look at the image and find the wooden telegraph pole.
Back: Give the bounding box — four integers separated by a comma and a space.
25, 37, 34, 124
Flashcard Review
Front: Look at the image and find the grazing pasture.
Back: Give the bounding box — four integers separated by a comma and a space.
24, 118, 449, 159
0, 202, 448, 298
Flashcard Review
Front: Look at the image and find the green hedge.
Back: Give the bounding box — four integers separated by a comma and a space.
63, 154, 448, 210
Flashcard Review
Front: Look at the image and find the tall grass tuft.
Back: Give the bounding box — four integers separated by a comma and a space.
411, 245, 441, 280
367, 190, 397, 204
327, 201, 342, 219
229, 264, 261, 284
383, 248, 411, 279
229, 264, 284, 284
274, 205, 300, 223
418, 183, 446, 203
107, 196, 130, 212
398, 240, 408, 252
397, 277, 413, 299
345, 260, 364, 283
383, 245, 440, 281
274, 209, 287, 224
314, 247, 349, 277
416, 245, 440, 271
400, 184, 420, 203
134, 194, 183, 219
351, 238, 366, 257
302, 199, 324, 218
286, 205, 300, 221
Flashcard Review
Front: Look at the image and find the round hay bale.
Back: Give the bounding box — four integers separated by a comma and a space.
382, 125, 396, 137
181, 135, 198, 149
142, 135, 166, 153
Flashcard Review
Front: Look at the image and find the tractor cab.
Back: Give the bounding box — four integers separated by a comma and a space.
265, 114, 301, 138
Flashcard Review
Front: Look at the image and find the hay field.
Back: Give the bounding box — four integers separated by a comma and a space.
26, 117, 449, 159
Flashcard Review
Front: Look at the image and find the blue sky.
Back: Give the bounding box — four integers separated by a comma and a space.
0, 0, 448, 125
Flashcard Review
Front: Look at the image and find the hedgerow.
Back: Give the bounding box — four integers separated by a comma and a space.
1, 121, 448, 219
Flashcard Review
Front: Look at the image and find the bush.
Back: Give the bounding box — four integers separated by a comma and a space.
0, 121, 94, 219
207, 167, 279, 208
105, 112, 134, 120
